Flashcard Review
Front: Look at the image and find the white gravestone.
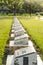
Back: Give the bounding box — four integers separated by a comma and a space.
14, 24, 21, 27
11, 30, 14, 33
14, 21, 21, 25
14, 34, 29, 46
15, 47, 37, 65
14, 26, 23, 31
28, 40, 33, 47
15, 29, 26, 36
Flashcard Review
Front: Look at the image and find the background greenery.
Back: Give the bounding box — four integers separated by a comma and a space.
0, 0, 43, 15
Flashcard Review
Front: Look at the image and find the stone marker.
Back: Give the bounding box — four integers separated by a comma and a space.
9, 34, 29, 46
28, 40, 33, 47
10, 33, 15, 38
14, 22, 20, 25
15, 47, 37, 65
14, 25, 22, 28
13, 24, 21, 27
15, 28, 26, 36
14, 26, 22, 31
9, 40, 14, 46
14, 26, 23, 31
14, 34, 29, 46
14, 21, 20, 24
37, 55, 43, 65
11, 30, 14, 33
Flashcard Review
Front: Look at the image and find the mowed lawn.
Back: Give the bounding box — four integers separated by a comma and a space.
0, 16, 13, 65
18, 16, 43, 59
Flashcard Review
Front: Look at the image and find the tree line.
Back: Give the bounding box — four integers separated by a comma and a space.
0, 0, 43, 15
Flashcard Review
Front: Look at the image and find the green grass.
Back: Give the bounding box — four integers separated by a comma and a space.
0, 16, 13, 65
18, 16, 43, 59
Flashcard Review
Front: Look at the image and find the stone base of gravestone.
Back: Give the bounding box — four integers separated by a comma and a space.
11, 30, 14, 34
9, 40, 14, 46
37, 55, 42, 65
9, 33, 15, 40
28, 40, 33, 47
10, 34, 15, 37
6, 55, 14, 65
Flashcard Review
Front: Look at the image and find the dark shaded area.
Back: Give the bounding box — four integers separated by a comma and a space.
0, 0, 43, 15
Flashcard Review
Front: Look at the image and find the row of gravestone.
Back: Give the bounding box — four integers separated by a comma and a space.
9, 17, 30, 46
6, 17, 38, 65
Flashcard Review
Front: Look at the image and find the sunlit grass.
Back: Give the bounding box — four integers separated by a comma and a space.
0, 16, 13, 65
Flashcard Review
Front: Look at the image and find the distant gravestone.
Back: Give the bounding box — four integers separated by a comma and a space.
28, 40, 33, 47
15, 29, 26, 36
11, 30, 14, 33
14, 26, 23, 31
9, 34, 29, 46
14, 23, 21, 27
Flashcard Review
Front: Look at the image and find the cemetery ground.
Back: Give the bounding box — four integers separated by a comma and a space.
0, 15, 43, 65
0, 16, 13, 65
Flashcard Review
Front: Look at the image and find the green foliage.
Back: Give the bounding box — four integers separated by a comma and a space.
0, 0, 43, 14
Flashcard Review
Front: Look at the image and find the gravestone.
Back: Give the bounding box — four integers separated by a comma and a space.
14, 26, 23, 31
14, 23, 21, 26
15, 28, 26, 36
15, 47, 37, 65
14, 34, 29, 46
28, 40, 33, 47
13, 24, 21, 27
